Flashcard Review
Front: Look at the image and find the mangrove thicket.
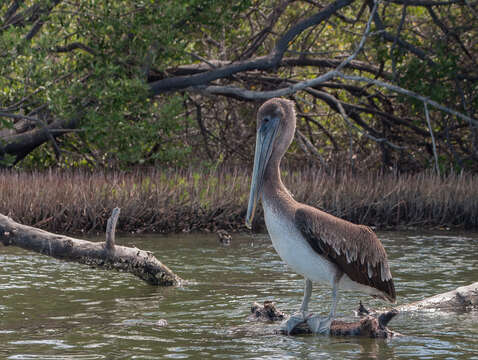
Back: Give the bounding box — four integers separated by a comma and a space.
1, 0, 477, 173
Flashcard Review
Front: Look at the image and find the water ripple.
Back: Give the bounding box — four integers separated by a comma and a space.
0, 232, 477, 359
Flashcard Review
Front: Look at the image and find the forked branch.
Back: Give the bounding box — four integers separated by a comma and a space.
0, 209, 182, 286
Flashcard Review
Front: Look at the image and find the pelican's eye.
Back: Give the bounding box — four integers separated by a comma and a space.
263, 116, 270, 123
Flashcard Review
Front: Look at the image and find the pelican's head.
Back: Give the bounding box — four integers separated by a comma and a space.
245, 98, 296, 229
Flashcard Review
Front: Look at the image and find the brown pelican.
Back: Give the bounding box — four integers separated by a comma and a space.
246, 98, 396, 335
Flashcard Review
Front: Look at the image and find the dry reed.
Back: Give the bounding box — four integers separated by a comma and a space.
0, 168, 477, 234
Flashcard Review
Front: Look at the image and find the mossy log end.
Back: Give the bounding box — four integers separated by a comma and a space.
0, 209, 181, 286
250, 301, 398, 338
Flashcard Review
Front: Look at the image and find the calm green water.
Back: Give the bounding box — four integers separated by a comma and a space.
0, 232, 477, 359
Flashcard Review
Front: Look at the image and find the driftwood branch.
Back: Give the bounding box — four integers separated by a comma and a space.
105, 207, 120, 251
0, 210, 181, 286
398, 282, 478, 312
250, 282, 478, 338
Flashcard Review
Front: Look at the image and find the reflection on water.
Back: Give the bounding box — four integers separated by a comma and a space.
0, 232, 477, 359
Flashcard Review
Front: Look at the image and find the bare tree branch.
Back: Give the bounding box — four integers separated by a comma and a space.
0, 114, 79, 165
52, 42, 96, 55
337, 73, 478, 127
426, 6, 475, 63
371, 5, 433, 64
3, 0, 24, 24
294, 97, 340, 150
162, 57, 391, 79
149, 0, 357, 95
385, 0, 461, 5
16, 0, 62, 41
195, 69, 477, 136
238, 0, 291, 60
189, 97, 213, 161
195, 0, 379, 99
296, 129, 328, 168
390, 5, 408, 80
424, 102, 440, 175
1, 2, 40, 30
309, 89, 405, 149
0, 111, 61, 161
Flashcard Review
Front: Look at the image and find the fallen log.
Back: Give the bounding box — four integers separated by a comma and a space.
0, 208, 181, 286
249, 282, 478, 338
397, 282, 478, 312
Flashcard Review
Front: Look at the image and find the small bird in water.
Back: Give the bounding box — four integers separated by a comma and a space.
246, 98, 396, 335
356, 300, 370, 316
216, 229, 232, 245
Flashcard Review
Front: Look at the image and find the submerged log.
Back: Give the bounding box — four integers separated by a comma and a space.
0, 209, 181, 286
249, 282, 477, 338
397, 282, 478, 312
250, 301, 398, 338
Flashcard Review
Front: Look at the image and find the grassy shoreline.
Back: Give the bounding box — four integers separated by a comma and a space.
1, 167, 477, 234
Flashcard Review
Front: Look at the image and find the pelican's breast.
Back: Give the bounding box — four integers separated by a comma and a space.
262, 198, 338, 285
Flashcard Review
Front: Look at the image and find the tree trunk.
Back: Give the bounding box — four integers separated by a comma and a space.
0, 209, 181, 286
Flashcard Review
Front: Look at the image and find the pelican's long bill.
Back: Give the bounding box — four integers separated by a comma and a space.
245, 116, 280, 229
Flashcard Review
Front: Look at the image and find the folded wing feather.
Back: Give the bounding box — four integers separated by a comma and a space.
294, 206, 396, 302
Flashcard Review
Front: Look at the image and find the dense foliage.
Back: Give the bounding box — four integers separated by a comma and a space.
1, 0, 477, 172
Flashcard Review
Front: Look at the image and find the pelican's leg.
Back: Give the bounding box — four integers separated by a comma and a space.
300, 278, 312, 313
329, 277, 339, 318
280, 278, 312, 335
307, 272, 342, 334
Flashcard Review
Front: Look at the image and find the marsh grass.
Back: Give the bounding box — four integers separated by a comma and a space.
1, 167, 477, 234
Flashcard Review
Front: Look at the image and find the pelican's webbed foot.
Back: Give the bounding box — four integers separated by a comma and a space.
280, 312, 308, 335
306, 315, 332, 335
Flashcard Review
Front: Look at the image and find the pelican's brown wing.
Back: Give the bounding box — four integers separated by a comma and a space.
295, 206, 396, 303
